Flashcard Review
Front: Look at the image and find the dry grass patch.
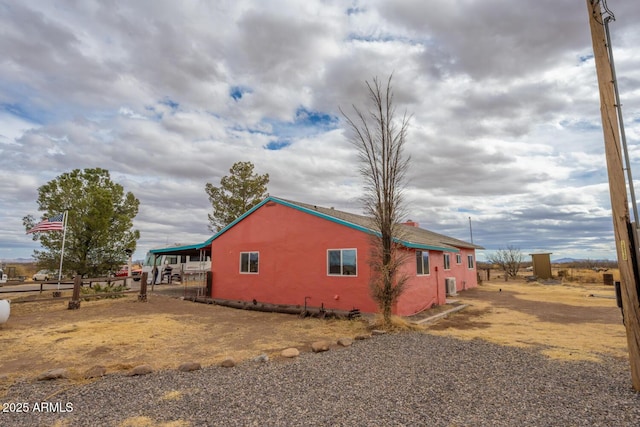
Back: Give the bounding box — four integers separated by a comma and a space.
225, 316, 372, 358
118, 417, 191, 427
495, 281, 617, 307
427, 280, 628, 363
370, 315, 425, 332
160, 390, 184, 401
554, 267, 620, 284
0, 294, 370, 383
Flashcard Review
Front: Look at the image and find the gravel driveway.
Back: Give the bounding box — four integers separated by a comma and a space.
3, 332, 639, 426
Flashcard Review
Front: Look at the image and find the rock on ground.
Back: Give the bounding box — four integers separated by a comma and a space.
36, 368, 68, 381
83, 365, 107, 379
127, 365, 153, 376
177, 362, 201, 372
4, 333, 640, 427
281, 348, 300, 358
220, 358, 235, 368
311, 340, 330, 352
337, 337, 353, 347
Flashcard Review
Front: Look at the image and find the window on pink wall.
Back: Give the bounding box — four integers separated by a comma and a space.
416, 250, 430, 275
444, 253, 451, 270
240, 252, 259, 274
468, 254, 474, 269
456, 254, 462, 264
327, 249, 357, 276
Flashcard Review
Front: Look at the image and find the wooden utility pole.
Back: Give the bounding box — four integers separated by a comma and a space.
586, 0, 640, 391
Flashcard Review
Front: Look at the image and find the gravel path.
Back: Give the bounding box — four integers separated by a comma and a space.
3, 332, 640, 426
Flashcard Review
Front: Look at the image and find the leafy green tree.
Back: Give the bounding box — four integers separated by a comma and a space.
341, 75, 412, 326
23, 168, 140, 277
205, 161, 269, 231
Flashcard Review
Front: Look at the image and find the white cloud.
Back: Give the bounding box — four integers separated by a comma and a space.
0, 112, 37, 144
1, 0, 638, 263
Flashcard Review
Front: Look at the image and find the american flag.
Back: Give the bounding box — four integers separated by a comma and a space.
26, 213, 65, 234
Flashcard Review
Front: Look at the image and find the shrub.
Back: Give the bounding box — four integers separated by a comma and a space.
80, 283, 127, 299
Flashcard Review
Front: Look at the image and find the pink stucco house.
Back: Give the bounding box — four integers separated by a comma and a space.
207, 196, 482, 316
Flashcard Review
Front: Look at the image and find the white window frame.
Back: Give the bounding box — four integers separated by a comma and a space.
444, 253, 451, 270
327, 248, 358, 277
456, 253, 462, 264
467, 254, 474, 269
240, 251, 259, 274
416, 250, 430, 276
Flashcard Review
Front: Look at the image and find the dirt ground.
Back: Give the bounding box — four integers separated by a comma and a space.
0, 288, 369, 383
0, 278, 628, 392
429, 279, 627, 362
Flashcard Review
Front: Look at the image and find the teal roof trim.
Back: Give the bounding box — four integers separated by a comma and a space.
149, 242, 208, 254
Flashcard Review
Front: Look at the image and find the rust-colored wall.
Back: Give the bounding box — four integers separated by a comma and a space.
210, 201, 478, 316
395, 249, 443, 315
211, 202, 378, 313
395, 248, 479, 315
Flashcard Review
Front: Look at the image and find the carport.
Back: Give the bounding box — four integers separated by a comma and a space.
148, 240, 212, 292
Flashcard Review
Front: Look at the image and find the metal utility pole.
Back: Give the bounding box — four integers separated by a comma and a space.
586, 0, 640, 391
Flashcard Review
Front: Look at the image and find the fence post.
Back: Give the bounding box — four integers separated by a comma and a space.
206, 271, 213, 297
67, 275, 82, 310
138, 272, 148, 302
603, 273, 614, 286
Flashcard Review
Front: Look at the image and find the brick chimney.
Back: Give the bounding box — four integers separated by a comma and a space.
403, 219, 419, 227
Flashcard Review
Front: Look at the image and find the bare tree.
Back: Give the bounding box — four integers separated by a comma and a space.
487, 246, 523, 281
341, 75, 412, 326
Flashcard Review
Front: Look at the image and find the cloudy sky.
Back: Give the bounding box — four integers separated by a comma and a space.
1, 0, 639, 263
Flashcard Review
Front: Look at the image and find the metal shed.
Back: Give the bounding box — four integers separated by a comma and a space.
530, 253, 552, 280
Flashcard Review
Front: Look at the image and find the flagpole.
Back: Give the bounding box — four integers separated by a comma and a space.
57, 211, 68, 290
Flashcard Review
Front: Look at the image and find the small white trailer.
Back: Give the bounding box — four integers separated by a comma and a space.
142, 246, 211, 285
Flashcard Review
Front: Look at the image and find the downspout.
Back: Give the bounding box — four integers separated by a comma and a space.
435, 265, 440, 304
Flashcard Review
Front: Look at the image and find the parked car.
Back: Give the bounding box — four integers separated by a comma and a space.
32, 270, 55, 281
114, 265, 142, 281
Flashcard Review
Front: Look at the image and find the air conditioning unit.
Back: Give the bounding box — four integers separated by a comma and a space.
445, 277, 457, 296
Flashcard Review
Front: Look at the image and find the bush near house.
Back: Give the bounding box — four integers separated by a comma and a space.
80, 283, 127, 299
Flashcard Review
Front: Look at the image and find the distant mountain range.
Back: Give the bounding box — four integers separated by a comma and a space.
0, 258, 35, 264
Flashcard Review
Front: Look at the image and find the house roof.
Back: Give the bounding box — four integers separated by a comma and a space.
209, 196, 483, 253
149, 196, 483, 255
